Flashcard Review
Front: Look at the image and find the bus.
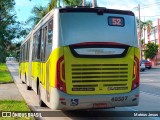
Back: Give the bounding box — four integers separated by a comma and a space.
19, 7, 139, 110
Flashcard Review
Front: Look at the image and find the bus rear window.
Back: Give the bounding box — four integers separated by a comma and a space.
108, 16, 124, 27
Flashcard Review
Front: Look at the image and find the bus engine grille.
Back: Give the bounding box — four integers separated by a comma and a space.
71, 64, 129, 93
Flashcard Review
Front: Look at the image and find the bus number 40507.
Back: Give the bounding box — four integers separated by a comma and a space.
111, 96, 128, 102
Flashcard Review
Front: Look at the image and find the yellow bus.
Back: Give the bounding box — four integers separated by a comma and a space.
19, 7, 140, 110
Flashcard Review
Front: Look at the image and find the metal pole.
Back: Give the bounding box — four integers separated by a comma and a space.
59, 0, 60, 7
154, 27, 157, 65
56, 0, 60, 8
138, 4, 142, 60
92, 0, 97, 7
82, 0, 86, 6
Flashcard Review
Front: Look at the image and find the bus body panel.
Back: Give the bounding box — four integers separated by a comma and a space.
64, 46, 138, 95
20, 62, 29, 82
49, 86, 139, 110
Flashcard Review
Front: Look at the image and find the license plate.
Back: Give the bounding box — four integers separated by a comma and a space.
93, 103, 107, 108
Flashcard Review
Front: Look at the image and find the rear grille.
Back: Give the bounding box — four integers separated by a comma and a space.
71, 64, 129, 91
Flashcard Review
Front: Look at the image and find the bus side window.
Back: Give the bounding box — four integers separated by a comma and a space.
20, 47, 22, 63
27, 39, 30, 61
35, 32, 39, 61
48, 19, 53, 44
22, 46, 24, 62
41, 29, 44, 61
32, 34, 36, 61
24, 44, 27, 61
45, 19, 53, 60
25, 42, 28, 61
37, 30, 41, 60
21, 46, 24, 62
41, 26, 47, 61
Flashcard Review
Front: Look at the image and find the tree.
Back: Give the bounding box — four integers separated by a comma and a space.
27, 6, 46, 26
144, 42, 158, 59
141, 20, 152, 43
46, 0, 92, 13
136, 19, 152, 44
0, 0, 21, 63
143, 20, 152, 42
28, 0, 92, 27
63, 0, 82, 6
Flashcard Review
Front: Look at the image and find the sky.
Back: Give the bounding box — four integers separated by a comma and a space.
97, 0, 160, 22
15, 0, 50, 25
13, 0, 160, 43
15, 0, 160, 25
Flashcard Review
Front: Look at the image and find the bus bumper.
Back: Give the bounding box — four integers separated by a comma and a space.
50, 87, 139, 110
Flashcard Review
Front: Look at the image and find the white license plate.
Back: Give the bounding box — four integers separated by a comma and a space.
93, 103, 107, 108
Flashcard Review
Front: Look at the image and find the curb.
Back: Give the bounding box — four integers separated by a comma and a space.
0, 81, 14, 84
28, 105, 45, 120
6, 63, 45, 120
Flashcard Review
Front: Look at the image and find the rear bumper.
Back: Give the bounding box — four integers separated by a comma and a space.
140, 66, 145, 71
50, 87, 139, 110
145, 66, 151, 68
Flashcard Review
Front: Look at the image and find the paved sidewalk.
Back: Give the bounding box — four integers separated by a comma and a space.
0, 61, 23, 101
0, 83, 23, 100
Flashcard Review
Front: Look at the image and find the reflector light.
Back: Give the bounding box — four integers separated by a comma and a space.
56, 55, 66, 92
132, 56, 139, 90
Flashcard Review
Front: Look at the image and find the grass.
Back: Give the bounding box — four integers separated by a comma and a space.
0, 100, 30, 111
0, 64, 34, 120
0, 100, 34, 120
0, 63, 13, 83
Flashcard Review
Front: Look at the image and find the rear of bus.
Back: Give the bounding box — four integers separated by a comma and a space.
50, 8, 139, 110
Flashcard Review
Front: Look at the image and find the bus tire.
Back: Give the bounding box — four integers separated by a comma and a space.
20, 72, 25, 84
22, 77, 25, 84
25, 74, 31, 90
26, 85, 31, 90
38, 85, 46, 107
20, 72, 21, 79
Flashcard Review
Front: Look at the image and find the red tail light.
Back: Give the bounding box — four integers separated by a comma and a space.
132, 56, 140, 90
56, 55, 66, 92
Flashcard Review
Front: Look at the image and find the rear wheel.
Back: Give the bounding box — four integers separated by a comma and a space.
22, 81, 25, 84
25, 75, 31, 90
20, 72, 25, 84
26, 85, 31, 90
38, 85, 46, 107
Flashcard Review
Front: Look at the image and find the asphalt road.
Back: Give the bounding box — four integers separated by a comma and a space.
6, 61, 160, 120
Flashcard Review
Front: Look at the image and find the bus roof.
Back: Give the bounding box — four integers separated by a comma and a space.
59, 7, 134, 16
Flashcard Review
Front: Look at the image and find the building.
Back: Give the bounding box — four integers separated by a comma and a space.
141, 19, 160, 65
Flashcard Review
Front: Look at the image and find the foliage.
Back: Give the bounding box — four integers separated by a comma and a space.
136, 19, 152, 41
28, 0, 92, 26
27, 6, 46, 26
63, 0, 82, 6
141, 39, 144, 45
0, 0, 26, 63
144, 42, 158, 59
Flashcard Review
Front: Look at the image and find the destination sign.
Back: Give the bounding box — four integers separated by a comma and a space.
108, 16, 125, 27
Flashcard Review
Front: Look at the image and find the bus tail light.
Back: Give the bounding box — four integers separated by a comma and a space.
132, 56, 139, 90
56, 55, 66, 92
